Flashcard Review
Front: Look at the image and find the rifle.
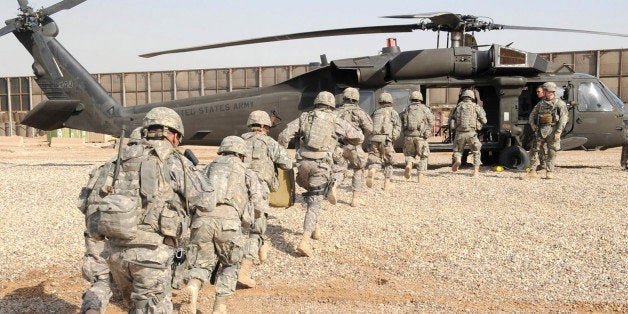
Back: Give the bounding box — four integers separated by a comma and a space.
107, 126, 126, 193
183, 149, 199, 166
210, 260, 221, 285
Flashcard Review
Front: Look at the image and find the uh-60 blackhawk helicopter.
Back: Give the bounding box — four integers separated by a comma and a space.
3, 0, 627, 169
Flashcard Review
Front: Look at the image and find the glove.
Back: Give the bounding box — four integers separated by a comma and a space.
554, 131, 562, 141
530, 125, 537, 132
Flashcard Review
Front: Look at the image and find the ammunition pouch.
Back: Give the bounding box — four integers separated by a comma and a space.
538, 113, 554, 125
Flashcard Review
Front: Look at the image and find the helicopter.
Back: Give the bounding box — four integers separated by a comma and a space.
2, 0, 626, 169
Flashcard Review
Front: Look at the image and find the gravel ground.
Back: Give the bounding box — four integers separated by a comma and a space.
0, 138, 626, 313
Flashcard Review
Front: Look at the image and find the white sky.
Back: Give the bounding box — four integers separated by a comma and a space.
0, 0, 627, 77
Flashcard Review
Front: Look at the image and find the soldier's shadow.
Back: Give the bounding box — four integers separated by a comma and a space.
0, 282, 79, 313
265, 217, 302, 257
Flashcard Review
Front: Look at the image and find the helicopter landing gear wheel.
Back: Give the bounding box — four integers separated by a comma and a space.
498, 146, 530, 170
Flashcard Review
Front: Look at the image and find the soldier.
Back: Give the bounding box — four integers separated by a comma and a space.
523, 82, 569, 179
77, 127, 143, 314
401, 90, 434, 182
278, 91, 363, 257
449, 89, 487, 177
534, 85, 547, 169
366, 92, 401, 191
237, 110, 292, 288
97, 107, 215, 313
182, 136, 266, 314
332, 87, 373, 206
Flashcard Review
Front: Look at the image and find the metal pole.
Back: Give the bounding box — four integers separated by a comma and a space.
7, 78, 13, 137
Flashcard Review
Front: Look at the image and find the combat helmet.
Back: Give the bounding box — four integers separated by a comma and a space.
143, 107, 185, 138
313, 91, 335, 108
247, 110, 272, 128
460, 89, 475, 100
378, 92, 393, 104
542, 82, 557, 92
343, 87, 359, 102
410, 91, 423, 102
128, 127, 143, 144
218, 136, 248, 157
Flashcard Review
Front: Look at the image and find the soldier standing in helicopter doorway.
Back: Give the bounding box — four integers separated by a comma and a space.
450, 89, 487, 177
523, 82, 569, 179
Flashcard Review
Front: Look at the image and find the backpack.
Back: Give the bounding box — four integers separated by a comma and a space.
205, 156, 250, 224
82, 144, 185, 242
243, 134, 278, 191
454, 101, 478, 132
403, 104, 425, 133
372, 107, 393, 136
300, 110, 337, 152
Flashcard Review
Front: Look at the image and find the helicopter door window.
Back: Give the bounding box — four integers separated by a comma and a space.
577, 82, 614, 112
389, 89, 411, 113
358, 90, 375, 114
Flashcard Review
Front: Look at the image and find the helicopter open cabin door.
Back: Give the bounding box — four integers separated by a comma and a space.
572, 80, 625, 149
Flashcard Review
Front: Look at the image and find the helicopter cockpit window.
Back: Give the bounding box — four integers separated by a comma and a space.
602, 84, 624, 110
577, 82, 615, 112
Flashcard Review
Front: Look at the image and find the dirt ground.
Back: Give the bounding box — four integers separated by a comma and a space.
0, 137, 626, 313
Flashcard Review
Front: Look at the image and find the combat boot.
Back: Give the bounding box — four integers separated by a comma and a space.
404, 162, 413, 180
545, 170, 554, 179
180, 278, 201, 314
520, 169, 538, 180
296, 231, 313, 257
366, 168, 375, 188
258, 241, 269, 264
350, 191, 360, 207
311, 226, 321, 240
383, 178, 395, 191
327, 184, 337, 205
473, 166, 480, 177
237, 258, 257, 288
417, 171, 425, 183
212, 295, 229, 314
452, 157, 461, 172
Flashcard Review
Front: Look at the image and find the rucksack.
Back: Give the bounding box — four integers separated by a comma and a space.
454, 101, 478, 132
243, 134, 279, 192
300, 110, 336, 152
372, 107, 393, 136
205, 156, 250, 225
81, 144, 184, 241
403, 104, 425, 133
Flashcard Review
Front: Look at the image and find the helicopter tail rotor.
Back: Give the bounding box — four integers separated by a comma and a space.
1, 0, 88, 80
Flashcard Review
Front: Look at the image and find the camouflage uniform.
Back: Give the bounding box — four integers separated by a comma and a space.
367, 93, 401, 189
450, 92, 487, 170
184, 136, 265, 313
528, 89, 569, 174
93, 108, 215, 313
278, 91, 363, 256
104, 139, 214, 313
241, 130, 292, 260
401, 93, 434, 180
77, 127, 143, 314
333, 90, 373, 194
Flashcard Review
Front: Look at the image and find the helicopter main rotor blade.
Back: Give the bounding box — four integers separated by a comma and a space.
499, 25, 628, 38
382, 12, 463, 27
140, 24, 419, 58
0, 22, 18, 37
40, 0, 87, 16
32, 31, 62, 80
